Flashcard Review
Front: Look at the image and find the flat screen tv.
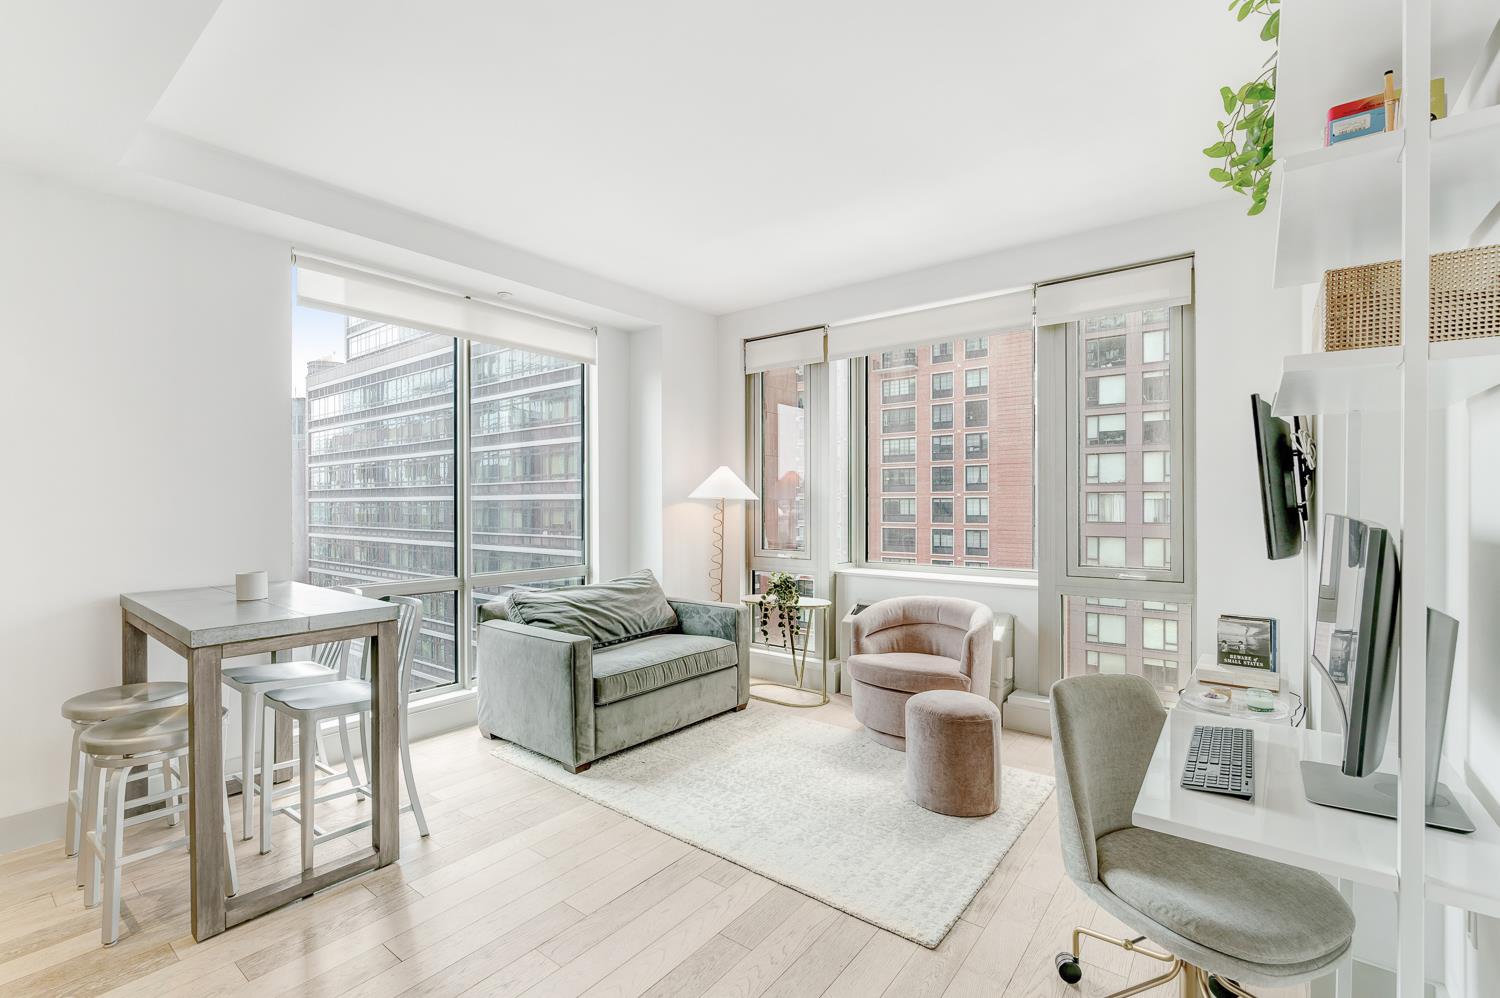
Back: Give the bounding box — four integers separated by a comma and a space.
1251, 393, 1301, 559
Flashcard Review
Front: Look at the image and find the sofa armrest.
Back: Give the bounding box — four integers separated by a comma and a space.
477, 618, 595, 768
670, 598, 751, 706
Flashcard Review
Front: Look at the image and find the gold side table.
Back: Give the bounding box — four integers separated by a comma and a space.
741, 595, 833, 708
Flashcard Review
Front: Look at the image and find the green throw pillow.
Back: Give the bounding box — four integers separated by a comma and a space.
504, 569, 679, 648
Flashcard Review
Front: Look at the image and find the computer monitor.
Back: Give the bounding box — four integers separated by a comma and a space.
1308, 514, 1400, 776
1301, 513, 1474, 832
1250, 394, 1302, 560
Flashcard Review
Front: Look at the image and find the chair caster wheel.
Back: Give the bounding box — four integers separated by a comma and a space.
1055, 953, 1083, 984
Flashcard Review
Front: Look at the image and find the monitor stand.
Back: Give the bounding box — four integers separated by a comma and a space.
1301, 761, 1476, 833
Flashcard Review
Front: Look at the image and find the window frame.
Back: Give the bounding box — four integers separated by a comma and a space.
1066, 306, 1189, 585
1036, 286, 1197, 706
302, 336, 593, 700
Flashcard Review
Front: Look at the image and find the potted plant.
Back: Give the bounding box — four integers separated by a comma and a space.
756, 572, 814, 688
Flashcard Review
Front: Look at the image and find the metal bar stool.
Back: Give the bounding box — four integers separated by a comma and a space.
77, 704, 239, 945
260, 595, 429, 868
221, 639, 363, 840
62, 682, 188, 859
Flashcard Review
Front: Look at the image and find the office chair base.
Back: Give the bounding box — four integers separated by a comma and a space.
1060, 925, 1260, 997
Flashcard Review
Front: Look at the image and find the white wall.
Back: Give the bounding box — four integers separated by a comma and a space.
624, 317, 723, 600
715, 200, 1307, 698
0, 168, 291, 843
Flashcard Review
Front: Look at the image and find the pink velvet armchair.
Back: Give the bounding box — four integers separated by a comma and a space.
847, 596, 994, 750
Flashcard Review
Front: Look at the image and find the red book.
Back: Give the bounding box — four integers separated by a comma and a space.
1327, 93, 1383, 122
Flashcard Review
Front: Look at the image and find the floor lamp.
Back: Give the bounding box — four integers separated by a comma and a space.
689, 466, 758, 602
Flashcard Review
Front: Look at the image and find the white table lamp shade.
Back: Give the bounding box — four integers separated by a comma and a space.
690, 466, 758, 501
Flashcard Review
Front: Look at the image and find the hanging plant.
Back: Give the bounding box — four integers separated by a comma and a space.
1204, 0, 1278, 216
756, 572, 803, 655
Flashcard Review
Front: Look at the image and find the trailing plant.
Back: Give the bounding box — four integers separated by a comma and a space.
1204, 0, 1278, 216
756, 571, 804, 654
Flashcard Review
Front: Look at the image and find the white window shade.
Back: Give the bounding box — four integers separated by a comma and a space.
826, 290, 1033, 361
1035, 258, 1193, 325
295, 255, 596, 363
743, 327, 826, 373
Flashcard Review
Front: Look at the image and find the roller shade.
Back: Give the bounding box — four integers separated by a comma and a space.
295, 255, 596, 363
743, 327, 826, 373
1034, 258, 1193, 325
826, 290, 1033, 361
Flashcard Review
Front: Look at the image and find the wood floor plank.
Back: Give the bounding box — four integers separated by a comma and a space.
519, 877, 726, 998
698, 860, 746, 889
999, 879, 1094, 998
384, 901, 578, 998
574, 872, 773, 998
877, 917, 981, 998
718, 885, 803, 950
543, 852, 721, 967
459, 949, 562, 998
636, 935, 748, 998
759, 912, 873, 998
699, 898, 838, 998
958, 795, 1056, 929
819, 930, 917, 998
306, 828, 668, 998
943, 880, 1052, 997
564, 838, 696, 915
272, 942, 401, 998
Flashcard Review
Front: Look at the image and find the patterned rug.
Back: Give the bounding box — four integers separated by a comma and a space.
491, 706, 1054, 947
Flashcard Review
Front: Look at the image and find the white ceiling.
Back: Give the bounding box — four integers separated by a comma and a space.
142, 0, 1265, 313
7, 1, 1267, 316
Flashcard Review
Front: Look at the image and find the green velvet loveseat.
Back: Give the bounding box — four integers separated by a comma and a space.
476, 571, 750, 772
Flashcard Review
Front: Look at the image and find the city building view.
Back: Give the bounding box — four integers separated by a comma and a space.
292, 314, 585, 692
1065, 306, 1190, 699
865, 329, 1035, 570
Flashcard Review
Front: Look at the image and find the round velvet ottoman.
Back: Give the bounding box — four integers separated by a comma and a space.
903, 689, 1001, 817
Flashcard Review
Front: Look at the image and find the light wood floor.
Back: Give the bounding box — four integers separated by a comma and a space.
0, 695, 1310, 998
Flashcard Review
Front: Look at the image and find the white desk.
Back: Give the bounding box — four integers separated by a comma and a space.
1132, 706, 1500, 918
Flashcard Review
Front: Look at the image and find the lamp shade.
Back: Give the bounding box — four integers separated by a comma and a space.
689, 466, 758, 501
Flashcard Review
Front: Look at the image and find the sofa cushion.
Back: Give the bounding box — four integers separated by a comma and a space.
592, 633, 737, 705
846, 652, 969, 694
501, 570, 680, 649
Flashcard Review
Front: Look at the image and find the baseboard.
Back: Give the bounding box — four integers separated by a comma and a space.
1002, 691, 1052, 737
0, 802, 67, 854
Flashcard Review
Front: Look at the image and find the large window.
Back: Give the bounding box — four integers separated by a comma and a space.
759, 366, 808, 554
862, 330, 1035, 572
1072, 304, 1185, 583
1046, 283, 1195, 706
293, 310, 587, 695
1065, 595, 1191, 701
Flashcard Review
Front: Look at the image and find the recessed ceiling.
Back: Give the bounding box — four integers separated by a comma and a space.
145, 1, 1263, 314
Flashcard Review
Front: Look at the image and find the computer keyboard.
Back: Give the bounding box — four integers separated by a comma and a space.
1181, 725, 1255, 800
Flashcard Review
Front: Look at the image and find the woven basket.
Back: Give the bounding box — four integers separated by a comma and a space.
1321, 244, 1500, 351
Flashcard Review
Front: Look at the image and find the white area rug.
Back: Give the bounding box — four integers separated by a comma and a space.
491, 707, 1053, 947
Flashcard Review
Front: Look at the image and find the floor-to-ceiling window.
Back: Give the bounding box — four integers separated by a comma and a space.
292, 298, 587, 697
1037, 258, 1196, 704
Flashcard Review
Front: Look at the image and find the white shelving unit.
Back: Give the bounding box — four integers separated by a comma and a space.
1270, 1, 1500, 995
1273, 338, 1500, 417
1274, 104, 1500, 287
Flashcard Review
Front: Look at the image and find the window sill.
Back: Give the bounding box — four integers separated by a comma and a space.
409, 685, 477, 714
836, 566, 1038, 589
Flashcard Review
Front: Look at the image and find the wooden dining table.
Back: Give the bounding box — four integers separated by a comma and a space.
119, 581, 400, 940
